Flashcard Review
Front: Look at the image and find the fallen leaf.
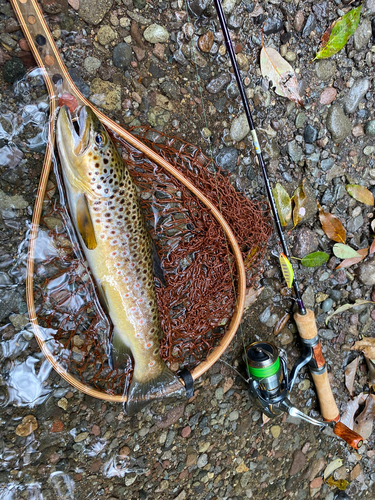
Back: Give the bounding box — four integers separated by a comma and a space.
249, 3, 264, 17
340, 393, 367, 430
279, 253, 294, 288
244, 287, 263, 310
318, 23, 334, 51
301, 251, 330, 268
346, 184, 374, 206
324, 458, 343, 480
326, 299, 374, 324
318, 202, 346, 243
15, 415, 38, 437
345, 357, 359, 396
315, 5, 362, 60
291, 184, 306, 226
273, 312, 290, 335
365, 357, 375, 391
273, 183, 292, 226
369, 238, 375, 256
333, 243, 360, 259
260, 47, 303, 106
336, 247, 368, 269
325, 477, 350, 491
354, 394, 375, 440
352, 336, 375, 359
371, 220, 375, 233
262, 413, 270, 425
244, 245, 259, 268
68, 0, 79, 9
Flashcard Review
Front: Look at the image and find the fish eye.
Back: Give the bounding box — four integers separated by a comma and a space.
95, 132, 106, 147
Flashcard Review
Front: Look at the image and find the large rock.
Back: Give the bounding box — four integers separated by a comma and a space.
326, 105, 352, 143
78, 0, 112, 25
292, 227, 319, 258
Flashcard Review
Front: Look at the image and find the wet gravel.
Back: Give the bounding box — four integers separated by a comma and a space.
1, 0, 375, 499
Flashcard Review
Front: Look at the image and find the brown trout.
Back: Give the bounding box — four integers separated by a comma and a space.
56, 105, 183, 414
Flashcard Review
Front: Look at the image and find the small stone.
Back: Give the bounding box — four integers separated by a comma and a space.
353, 124, 364, 137
364, 146, 375, 156
271, 425, 281, 438
84, 56, 101, 74
315, 60, 336, 81
15, 415, 38, 437
263, 18, 284, 36
79, 0, 112, 25
90, 78, 121, 112
288, 140, 303, 162
298, 379, 311, 391
285, 51, 296, 62
354, 19, 372, 50
215, 147, 238, 172
302, 13, 316, 38
310, 477, 323, 490
119, 446, 130, 456
50, 420, 64, 433
236, 462, 249, 473
197, 453, 208, 468
229, 410, 239, 421
57, 397, 68, 410
319, 329, 336, 340
365, 120, 375, 136
320, 87, 337, 105
295, 112, 306, 129
230, 113, 250, 142
97, 25, 116, 45
289, 450, 306, 476
198, 32, 214, 53
113, 42, 132, 68
321, 298, 333, 312
326, 105, 352, 143
356, 257, 375, 286
279, 328, 294, 346
144, 24, 169, 44
181, 426, 191, 438
215, 387, 224, 400
3, 57, 26, 84
91, 424, 101, 436
344, 79, 370, 114
222, 0, 236, 15
206, 73, 231, 94
75, 432, 89, 443
350, 464, 362, 481
294, 10, 304, 32
304, 124, 317, 144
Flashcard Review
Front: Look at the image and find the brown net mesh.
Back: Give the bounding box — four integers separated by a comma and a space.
33, 127, 272, 396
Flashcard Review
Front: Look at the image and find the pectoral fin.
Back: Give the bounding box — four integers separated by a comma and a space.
76, 194, 97, 250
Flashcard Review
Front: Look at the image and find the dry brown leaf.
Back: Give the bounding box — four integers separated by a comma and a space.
369, 238, 375, 256
352, 337, 375, 359
365, 357, 375, 391
340, 393, 367, 430
249, 3, 264, 17
354, 394, 375, 440
244, 287, 263, 310
345, 357, 359, 396
260, 45, 303, 106
318, 202, 346, 243
336, 247, 368, 269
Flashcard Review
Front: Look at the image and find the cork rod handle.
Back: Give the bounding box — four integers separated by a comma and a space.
294, 309, 339, 422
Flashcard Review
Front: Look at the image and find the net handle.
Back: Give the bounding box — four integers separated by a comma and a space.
12, 0, 247, 400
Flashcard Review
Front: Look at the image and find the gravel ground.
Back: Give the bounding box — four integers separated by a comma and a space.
1, 0, 375, 499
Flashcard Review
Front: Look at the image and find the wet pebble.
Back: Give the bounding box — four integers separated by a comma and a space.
229, 410, 239, 421
198, 32, 214, 53
144, 24, 169, 44
357, 257, 375, 286
289, 450, 306, 476
344, 79, 370, 114
3, 57, 26, 84
79, 0, 112, 25
271, 425, 281, 439
40, 0, 65, 14
279, 328, 294, 346
304, 124, 317, 144
321, 298, 333, 312
353, 124, 365, 137
293, 227, 319, 258
326, 105, 352, 143
302, 13, 316, 38
354, 19, 372, 50
320, 87, 337, 105
215, 147, 238, 172
319, 329, 336, 340
97, 25, 116, 45
197, 453, 208, 468
206, 73, 231, 94
365, 120, 375, 136
315, 60, 336, 81
15, 415, 38, 437
259, 305, 271, 324
113, 42, 132, 68
230, 113, 250, 142
287, 140, 303, 163
263, 18, 284, 36
294, 10, 304, 32
84, 56, 101, 74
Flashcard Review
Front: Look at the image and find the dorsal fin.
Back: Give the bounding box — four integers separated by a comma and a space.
76, 194, 97, 250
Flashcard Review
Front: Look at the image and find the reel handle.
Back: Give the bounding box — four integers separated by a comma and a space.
294, 309, 339, 422
333, 422, 363, 450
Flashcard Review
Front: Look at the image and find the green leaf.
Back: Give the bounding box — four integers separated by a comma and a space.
333, 243, 360, 259
301, 251, 330, 267
346, 184, 374, 206
315, 5, 362, 60
272, 183, 292, 226
279, 253, 294, 288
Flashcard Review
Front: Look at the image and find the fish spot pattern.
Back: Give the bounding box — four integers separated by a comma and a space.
81, 125, 163, 375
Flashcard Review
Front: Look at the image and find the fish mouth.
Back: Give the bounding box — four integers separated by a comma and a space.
57, 105, 93, 156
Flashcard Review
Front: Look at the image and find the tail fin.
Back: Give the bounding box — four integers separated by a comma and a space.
125, 367, 184, 415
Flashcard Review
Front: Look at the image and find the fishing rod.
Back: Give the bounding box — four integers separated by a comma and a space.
212, 0, 363, 448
